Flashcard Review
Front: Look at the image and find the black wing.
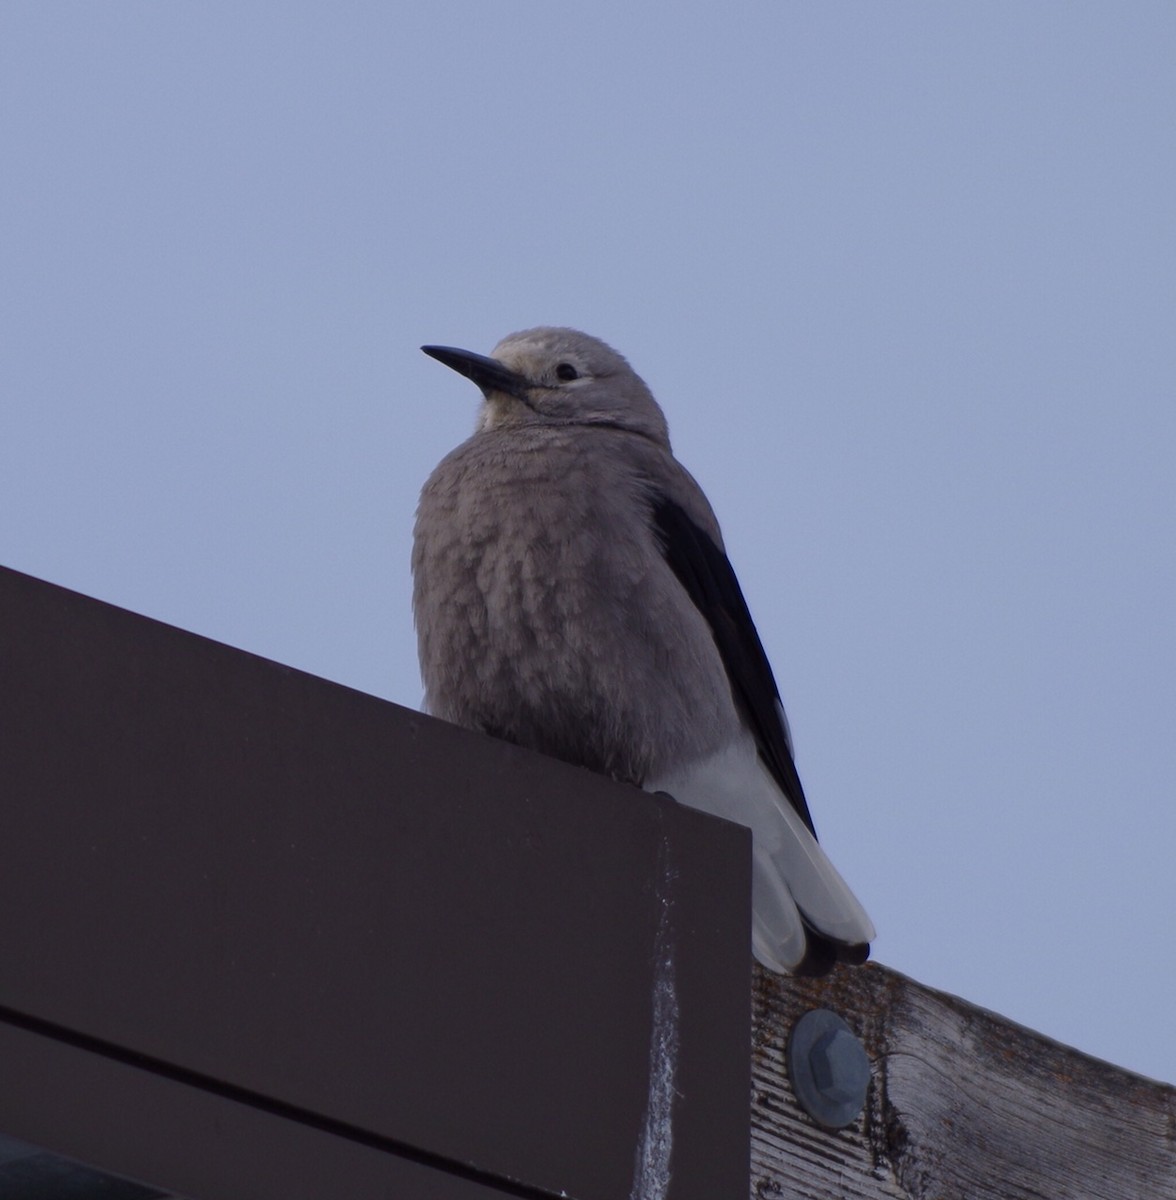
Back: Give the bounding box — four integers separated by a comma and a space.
650, 492, 817, 837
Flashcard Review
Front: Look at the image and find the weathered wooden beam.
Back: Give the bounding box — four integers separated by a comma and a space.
752, 962, 1176, 1199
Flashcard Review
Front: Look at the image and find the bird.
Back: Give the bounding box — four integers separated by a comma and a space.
412, 327, 874, 975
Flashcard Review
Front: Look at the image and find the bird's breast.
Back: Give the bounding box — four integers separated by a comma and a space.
413, 432, 739, 780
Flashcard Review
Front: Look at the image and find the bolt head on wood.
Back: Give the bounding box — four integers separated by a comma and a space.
787, 1009, 871, 1130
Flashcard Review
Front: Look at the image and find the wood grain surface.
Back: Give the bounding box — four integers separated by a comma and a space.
752, 962, 1175, 1199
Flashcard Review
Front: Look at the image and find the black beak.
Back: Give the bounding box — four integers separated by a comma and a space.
421, 345, 529, 399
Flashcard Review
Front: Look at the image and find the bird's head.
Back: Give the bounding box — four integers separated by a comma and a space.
422, 327, 670, 447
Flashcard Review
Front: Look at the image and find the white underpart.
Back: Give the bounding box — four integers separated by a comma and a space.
629, 841, 679, 1200
646, 734, 876, 973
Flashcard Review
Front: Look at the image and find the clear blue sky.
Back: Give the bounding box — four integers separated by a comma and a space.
3, 4, 1174, 1083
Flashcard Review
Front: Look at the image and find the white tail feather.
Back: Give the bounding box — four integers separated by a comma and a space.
647, 736, 875, 971
751, 843, 807, 971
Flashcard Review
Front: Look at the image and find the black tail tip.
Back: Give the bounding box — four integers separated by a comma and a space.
791, 936, 871, 978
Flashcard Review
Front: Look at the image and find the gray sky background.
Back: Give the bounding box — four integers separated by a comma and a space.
3, 4, 1174, 1083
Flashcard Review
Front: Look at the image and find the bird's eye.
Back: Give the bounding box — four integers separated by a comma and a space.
555, 363, 579, 382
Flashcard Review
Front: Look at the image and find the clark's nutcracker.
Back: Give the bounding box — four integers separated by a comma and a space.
413, 327, 874, 975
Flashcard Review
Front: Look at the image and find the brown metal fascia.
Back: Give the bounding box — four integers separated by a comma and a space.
0, 565, 751, 1200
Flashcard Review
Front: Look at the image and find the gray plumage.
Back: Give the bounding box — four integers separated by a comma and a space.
412, 327, 874, 974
